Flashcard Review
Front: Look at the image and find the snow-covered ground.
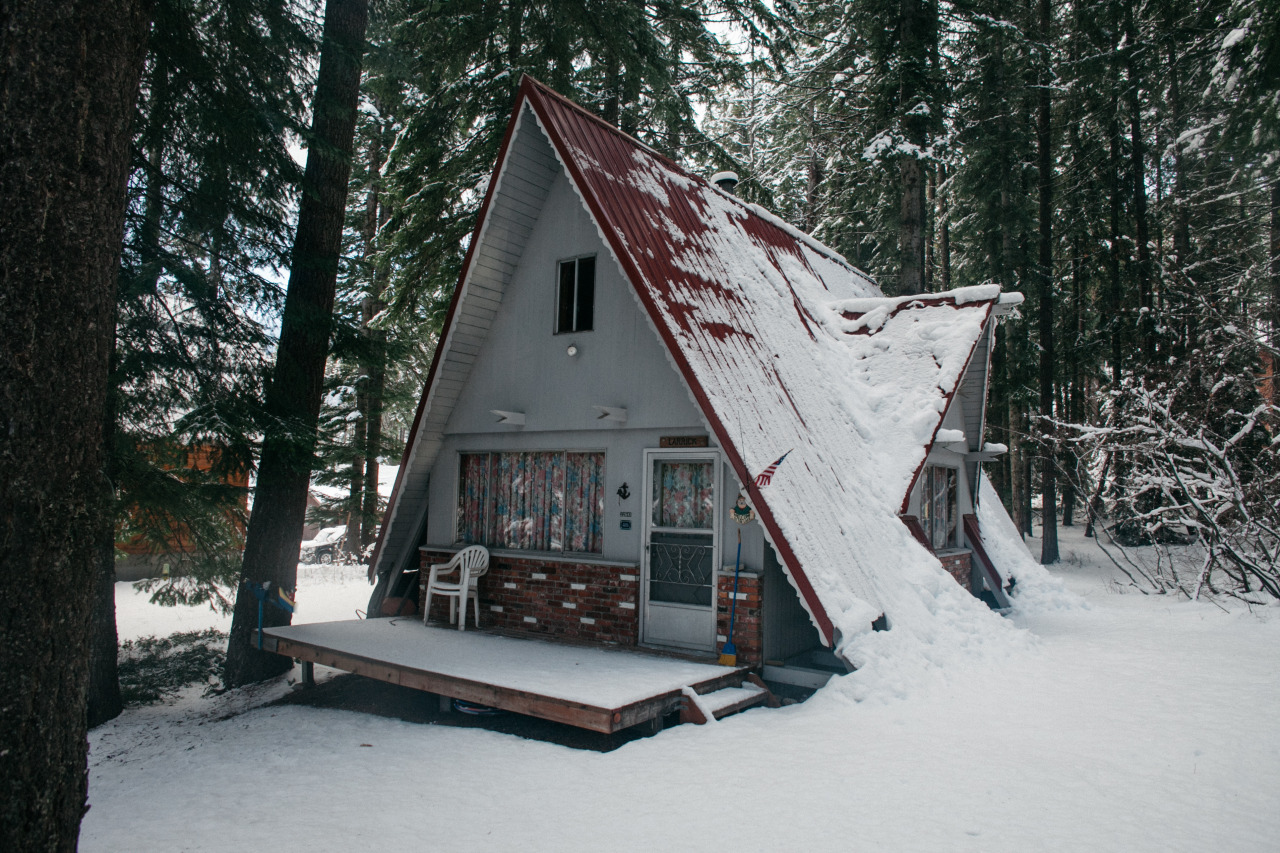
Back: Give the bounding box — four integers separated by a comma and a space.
85, 525, 1280, 852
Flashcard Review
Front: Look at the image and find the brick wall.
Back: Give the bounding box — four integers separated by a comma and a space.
716, 572, 762, 667
421, 550, 640, 646
937, 550, 972, 592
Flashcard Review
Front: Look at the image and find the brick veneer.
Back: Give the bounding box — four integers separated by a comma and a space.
716, 572, 762, 667
420, 550, 640, 646
937, 550, 972, 591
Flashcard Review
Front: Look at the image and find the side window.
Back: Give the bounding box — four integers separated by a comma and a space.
556, 255, 595, 333
919, 465, 958, 550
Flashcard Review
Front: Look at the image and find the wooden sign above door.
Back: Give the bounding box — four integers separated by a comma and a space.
660, 435, 709, 448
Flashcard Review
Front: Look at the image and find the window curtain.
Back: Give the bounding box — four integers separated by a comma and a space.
652, 461, 714, 529
565, 452, 604, 553
457, 453, 491, 544
457, 451, 604, 553
489, 451, 564, 551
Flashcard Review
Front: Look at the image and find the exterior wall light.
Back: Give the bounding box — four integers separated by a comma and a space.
566, 344, 579, 357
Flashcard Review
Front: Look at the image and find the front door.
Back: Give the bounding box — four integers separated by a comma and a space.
641, 450, 719, 653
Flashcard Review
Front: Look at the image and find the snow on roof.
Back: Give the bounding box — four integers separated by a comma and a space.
374, 78, 1010, 656
523, 78, 1003, 648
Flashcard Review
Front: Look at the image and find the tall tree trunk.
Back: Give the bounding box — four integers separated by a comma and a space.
1271, 181, 1280, 353
925, 166, 936, 291
224, 0, 370, 688
359, 122, 389, 549
897, 0, 932, 296
899, 157, 927, 295
362, 317, 387, 548
937, 162, 951, 290
1010, 400, 1029, 538
1061, 238, 1082, 526
1036, 0, 1059, 564
1124, 5, 1154, 362
88, 358, 123, 728
804, 106, 823, 234
0, 1, 149, 848
348, 393, 366, 554
1168, 34, 1191, 364
1107, 93, 1125, 384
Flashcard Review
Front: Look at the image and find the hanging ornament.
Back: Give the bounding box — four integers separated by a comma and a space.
732, 490, 756, 525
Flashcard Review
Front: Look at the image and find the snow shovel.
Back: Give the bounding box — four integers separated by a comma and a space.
718, 529, 743, 666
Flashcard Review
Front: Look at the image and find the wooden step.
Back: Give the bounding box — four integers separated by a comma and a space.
679, 676, 774, 725
704, 683, 769, 718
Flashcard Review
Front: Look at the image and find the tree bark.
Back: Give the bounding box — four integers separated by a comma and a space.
88, 364, 123, 728
899, 157, 927, 295
1271, 181, 1279, 351
897, 0, 932, 296
937, 162, 951, 291
0, 1, 149, 848
224, 0, 370, 687
1107, 93, 1125, 384
1124, 4, 1154, 361
359, 121, 389, 549
1010, 400, 1029, 538
1037, 0, 1059, 564
1061, 238, 1082, 527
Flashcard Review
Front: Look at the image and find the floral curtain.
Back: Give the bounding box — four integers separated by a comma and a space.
489, 451, 563, 551
457, 451, 604, 553
457, 453, 491, 545
565, 452, 604, 553
652, 460, 714, 529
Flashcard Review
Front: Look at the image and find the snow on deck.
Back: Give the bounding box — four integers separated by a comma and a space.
265, 618, 738, 709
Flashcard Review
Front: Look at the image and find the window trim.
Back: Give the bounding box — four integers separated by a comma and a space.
454, 448, 607, 555
555, 254, 596, 334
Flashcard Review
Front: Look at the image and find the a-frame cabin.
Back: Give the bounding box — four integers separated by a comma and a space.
349, 77, 1020, 696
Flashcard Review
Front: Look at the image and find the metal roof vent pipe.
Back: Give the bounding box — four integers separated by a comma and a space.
711, 171, 739, 195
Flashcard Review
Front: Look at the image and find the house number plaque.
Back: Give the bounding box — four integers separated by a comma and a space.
659, 435, 709, 448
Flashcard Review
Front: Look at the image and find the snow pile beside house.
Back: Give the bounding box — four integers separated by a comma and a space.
827, 571, 1033, 704
824, 475, 1086, 705
976, 476, 1083, 614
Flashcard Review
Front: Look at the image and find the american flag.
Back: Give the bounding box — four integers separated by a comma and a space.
754, 450, 792, 487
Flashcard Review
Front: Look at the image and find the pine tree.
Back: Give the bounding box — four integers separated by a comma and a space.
1035, 0, 1060, 563
89, 0, 314, 726
224, 0, 371, 687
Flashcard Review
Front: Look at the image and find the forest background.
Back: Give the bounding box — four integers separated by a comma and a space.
2, 0, 1275, 847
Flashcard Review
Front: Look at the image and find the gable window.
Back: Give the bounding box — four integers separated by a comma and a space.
919, 465, 958, 550
556, 255, 595, 333
457, 451, 604, 553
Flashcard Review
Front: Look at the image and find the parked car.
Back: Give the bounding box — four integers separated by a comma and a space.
300, 525, 346, 564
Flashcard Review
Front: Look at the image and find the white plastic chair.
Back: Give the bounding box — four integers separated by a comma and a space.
422, 545, 490, 631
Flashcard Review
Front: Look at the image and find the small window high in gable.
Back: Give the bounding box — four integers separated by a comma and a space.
557, 255, 595, 333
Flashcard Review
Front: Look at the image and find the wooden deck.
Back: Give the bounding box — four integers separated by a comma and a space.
257, 618, 749, 733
